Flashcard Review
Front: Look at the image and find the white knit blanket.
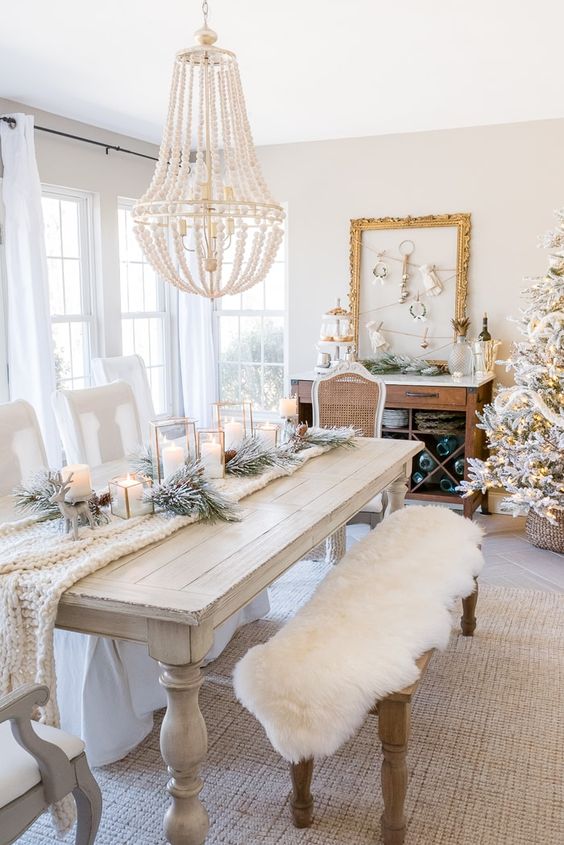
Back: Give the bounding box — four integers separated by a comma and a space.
0, 444, 327, 725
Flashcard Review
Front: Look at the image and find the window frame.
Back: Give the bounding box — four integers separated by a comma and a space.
0, 183, 9, 402
212, 220, 289, 421
117, 197, 177, 417
41, 183, 98, 390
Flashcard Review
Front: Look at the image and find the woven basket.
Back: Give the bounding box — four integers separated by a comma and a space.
525, 509, 564, 554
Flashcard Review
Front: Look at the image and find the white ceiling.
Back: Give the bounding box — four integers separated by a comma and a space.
2, 0, 564, 147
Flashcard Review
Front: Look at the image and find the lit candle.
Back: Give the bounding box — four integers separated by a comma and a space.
200, 437, 223, 478
110, 473, 153, 519
224, 418, 244, 450
279, 396, 297, 418
162, 438, 185, 479
256, 423, 278, 448
62, 464, 92, 501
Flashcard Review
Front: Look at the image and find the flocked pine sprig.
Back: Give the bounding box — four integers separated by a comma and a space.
283, 424, 359, 454
13, 470, 65, 520
361, 353, 445, 377
130, 445, 156, 481
147, 459, 239, 523
226, 436, 298, 477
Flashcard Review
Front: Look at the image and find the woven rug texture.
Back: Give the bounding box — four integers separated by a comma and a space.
19, 559, 564, 845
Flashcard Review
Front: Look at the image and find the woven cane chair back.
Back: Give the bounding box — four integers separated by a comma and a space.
312, 363, 386, 437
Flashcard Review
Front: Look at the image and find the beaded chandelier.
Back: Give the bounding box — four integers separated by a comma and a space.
132, 2, 285, 299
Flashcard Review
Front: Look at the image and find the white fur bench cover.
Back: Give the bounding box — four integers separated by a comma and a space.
234, 506, 483, 763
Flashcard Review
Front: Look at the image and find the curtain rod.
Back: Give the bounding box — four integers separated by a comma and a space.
0, 115, 158, 162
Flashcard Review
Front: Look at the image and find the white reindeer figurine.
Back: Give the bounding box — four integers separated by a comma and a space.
49, 472, 96, 541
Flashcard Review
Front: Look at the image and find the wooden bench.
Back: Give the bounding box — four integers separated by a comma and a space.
289, 589, 478, 844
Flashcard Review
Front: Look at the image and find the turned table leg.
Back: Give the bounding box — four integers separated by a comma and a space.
290, 758, 315, 827
385, 462, 411, 517
378, 697, 410, 845
148, 619, 214, 845
461, 577, 479, 637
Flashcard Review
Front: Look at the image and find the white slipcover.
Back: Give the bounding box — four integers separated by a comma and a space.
0, 400, 47, 496
92, 355, 156, 441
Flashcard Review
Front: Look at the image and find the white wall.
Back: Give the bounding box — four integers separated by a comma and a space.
256, 119, 564, 384
0, 97, 159, 361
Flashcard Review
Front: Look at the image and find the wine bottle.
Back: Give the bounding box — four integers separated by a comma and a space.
454, 457, 465, 478
418, 451, 437, 473
412, 471, 426, 486
478, 312, 491, 341
436, 435, 459, 457
439, 476, 457, 494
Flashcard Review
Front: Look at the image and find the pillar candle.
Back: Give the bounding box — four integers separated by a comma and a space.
224, 419, 244, 450
279, 396, 297, 418
62, 464, 92, 501
162, 438, 185, 479
256, 423, 278, 448
201, 439, 223, 478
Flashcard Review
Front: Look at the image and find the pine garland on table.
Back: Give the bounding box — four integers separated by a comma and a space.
361, 353, 446, 376
225, 436, 298, 477
283, 423, 359, 453
13, 471, 112, 525
147, 460, 239, 522
130, 445, 156, 481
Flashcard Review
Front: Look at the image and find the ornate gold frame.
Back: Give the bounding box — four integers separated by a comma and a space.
349, 213, 471, 352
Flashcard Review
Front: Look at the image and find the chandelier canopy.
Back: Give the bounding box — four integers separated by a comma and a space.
133, 3, 285, 299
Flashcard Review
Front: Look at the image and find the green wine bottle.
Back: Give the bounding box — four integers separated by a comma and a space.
478, 312, 491, 342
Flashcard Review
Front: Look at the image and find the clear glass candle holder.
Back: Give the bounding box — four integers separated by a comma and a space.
212, 401, 253, 451
109, 473, 154, 519
197, 429, 225, 478
254, 422, 280, 448
149, 418, 197, 482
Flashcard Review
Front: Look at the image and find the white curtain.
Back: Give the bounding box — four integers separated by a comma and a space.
178, 283, 218, 426
0, 113, 59, 463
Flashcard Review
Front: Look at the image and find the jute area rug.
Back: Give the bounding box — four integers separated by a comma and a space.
20, 559, 564, 845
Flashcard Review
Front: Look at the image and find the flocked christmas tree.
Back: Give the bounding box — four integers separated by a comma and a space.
460, 209, 564, 525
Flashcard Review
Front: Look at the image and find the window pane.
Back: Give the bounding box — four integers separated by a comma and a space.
219, 363, 240, 402
47, 258, 65, 315
240, 364, 262, 407
218, 316, 239, 361
263, 317, 284, 363
43, 198, 61, 256
241, 281, 264, 311
239, 316, 262, 363
60, 200, 80, 258
149, 318, 165, 366
147, 366, 166, 416
122, 318, 135, 355
263, 365, 284, 413
52, 322, 71, 386
127, 263, 145, 312
218, 289, 240, 311
264, 263, 285, 311
63, 259, 82, 314
143, 265, 159, 311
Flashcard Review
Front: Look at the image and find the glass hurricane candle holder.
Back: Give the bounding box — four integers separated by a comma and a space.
254, 422, 280, 448
279, 395, 298, 442
109, 473, 154, 519
197, 429, 225, 478
149, 418, 197, 482
212, 401, 253, 450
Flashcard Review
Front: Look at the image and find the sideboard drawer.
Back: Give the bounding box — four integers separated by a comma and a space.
385, 385, 467, 408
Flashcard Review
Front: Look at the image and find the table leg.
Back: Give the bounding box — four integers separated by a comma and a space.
378, 697, 410, 845
385, 462, 411, 517
148, 619, 214, 845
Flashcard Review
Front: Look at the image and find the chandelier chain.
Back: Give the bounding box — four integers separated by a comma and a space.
202, 0, 209, 26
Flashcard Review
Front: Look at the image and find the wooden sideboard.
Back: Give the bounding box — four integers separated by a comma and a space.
291, 371, 494, 519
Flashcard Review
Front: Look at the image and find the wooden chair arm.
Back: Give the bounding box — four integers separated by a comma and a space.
0, 683, 75, 804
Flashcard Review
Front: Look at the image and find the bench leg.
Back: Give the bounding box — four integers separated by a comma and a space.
289, 759, 314, 828
461, 577, 478, 637
379, 698, 410, 845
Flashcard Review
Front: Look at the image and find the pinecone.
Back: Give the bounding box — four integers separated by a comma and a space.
296, 423, 309, 437
225, 448, 238, 464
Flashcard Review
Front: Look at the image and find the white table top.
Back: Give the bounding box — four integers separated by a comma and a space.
291, 370, 494, 389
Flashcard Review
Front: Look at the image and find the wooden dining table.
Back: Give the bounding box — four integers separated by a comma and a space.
7, 437, 422, 844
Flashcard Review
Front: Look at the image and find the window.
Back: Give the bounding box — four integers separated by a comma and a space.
118, 200, 171, 416
42, 187, 95, 390
214, 233, 287, 416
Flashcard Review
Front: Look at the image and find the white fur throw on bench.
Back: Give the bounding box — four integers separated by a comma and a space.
234, 506, 484, 763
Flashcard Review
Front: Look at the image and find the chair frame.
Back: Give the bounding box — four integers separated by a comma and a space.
0, 684, 101, 845
311, 361, 387, 437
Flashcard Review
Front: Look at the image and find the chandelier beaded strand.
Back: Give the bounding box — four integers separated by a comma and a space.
132, 2, 285, 298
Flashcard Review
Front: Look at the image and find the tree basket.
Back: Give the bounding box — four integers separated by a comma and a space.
525, 509, 564, 554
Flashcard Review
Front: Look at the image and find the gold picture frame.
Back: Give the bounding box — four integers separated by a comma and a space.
349, 213, 471, 359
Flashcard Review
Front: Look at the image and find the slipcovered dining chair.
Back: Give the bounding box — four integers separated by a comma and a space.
0, 683, 101, 845
91, 355, 156, 440
312, 361, 387, 529
52, 380, 142, 467
0, 400, 48, 496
